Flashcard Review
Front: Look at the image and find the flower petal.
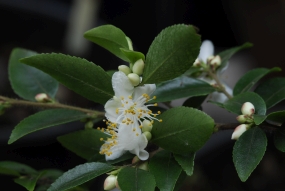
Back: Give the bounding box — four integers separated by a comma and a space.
105, 144, 126, 161
129, 134, 149, 160
105, 99, 121, 122
112, 71, 134, 98
199, 40, 214, 62
132, 84, 156, 101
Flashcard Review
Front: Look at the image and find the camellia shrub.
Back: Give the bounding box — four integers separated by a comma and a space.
0, 24, 284, 191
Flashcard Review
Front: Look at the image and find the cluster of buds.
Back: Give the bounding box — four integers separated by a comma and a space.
193, 55, 221, 71
118, 59, 144, 86
231, 102, 255, 140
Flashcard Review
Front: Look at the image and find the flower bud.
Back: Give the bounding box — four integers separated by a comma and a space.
138, 162, 149, 171
236, 115, 247, 123
118, 65, 131, 75
132, 156, 140, 164
231, 124, 250, 140
128, 73, 140, 86
206, 55, 215, 64
142, 119, 152, 132
241, 102, 255, 116
143, 131, 152, 141
35, 93, 50, 102
115, 179, 121, 190
210, 55, 221, 66
104, 175, 117, 191
193, 59, 200, 67
132, 59, 145, 75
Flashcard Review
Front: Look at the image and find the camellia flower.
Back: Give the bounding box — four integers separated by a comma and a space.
196, 40, 233, 103
100, 71, 161, 161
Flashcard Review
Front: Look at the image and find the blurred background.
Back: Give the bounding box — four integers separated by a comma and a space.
0, 0, 285, 190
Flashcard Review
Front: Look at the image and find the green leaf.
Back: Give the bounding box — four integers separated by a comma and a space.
150, 76, 214, 103
20, 53, 113, 105
218, 42, 253, 71
174, 153, 195, 176
151, 107, 214, 154
9, 109, 88, 144
14, 172, 43, 191
35, 169, 64, 191
267, 111, 285, 124
47, 162, 114, 191
173, 171, 187, 191
117, 167, 156, 191
233, 127, 267, 182
223, 92, 266, 115
8, 48, 58, 101
233, 67, 281, 96
57, 129, 108, 161
183, 95, 207, 109
106, 70, 116, 77
207, 100, 224, 108
120, 48, 145, 63
253, 114, 267, 125
149, 150, 182, 191
142, 24, 201, 84
0, 161, 37, 176
255, 77, 285, 109
84, 25, 129, 61
274, 124, 285, 152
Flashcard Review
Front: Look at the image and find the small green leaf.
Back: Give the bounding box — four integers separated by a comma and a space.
0, 161, 37, 176
151, 107, 214, 154
14, 172, 43, 191
150, 76, 214, 103
255, 77, 285, 109
218, 42, 253, 71
142, 24, 201, 84
20, 53, 113, 105
183, 95, 207, 109
224, 92, 266, 115
84, 25, 129, 61
9, 109, 88, 144
274, 124, 285, 152
117, 167, 156, 191
267, 111, 285, 124
120, 48, 145, 63
47, 162, 114, 191
233, 127, 267, 182
174, 153, 195, 176
233, 67, 281, 96
149, 150, 182, 191
57, 129, 108, 161
8, 48, 58, 101
253, 114, 267, 125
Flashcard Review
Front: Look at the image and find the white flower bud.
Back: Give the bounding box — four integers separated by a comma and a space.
210, 55, 221, 66
231, 124, 250, 140
193, 59, 200, 67
128, 73, 140, 86
138, 162, 149, 171
236, 115, 247, 123
115, 179, 121, 190
118, 65, 131, 75
35, 93, 50, 102
132, 59, 145, 75
142, 119, 152, 132
241, 102, 255, 116
206, 55, 215, 64
143, 131, 152, 141
104, 175, 117, 191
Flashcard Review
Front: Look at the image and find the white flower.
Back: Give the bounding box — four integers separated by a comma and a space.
197, 40, 233, 103
100, 71, 160, 161
231, 124, 250, 140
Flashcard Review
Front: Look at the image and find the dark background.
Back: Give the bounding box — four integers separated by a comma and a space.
0, 0, 285, 190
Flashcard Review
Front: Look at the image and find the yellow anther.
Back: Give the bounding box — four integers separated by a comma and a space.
116, 108, 119, 114
136, 133, 139, 136
153, 103, 158, 106
153, 114, 157, 117
158, 111, 161, 114
122, 104, 124, 107
153, 96, 157, 99
139, 125, 143, 128
100, 138, 104, 141
97, 127, 100, 130
126, 101, 128, 104
151, 120, 154, 124
127, 118, 131, 121
159, 119, 163, 122
133, 128, 136, 131
121, 96, 124, 100
101, 129, 104, 132
128, 95, 132, 99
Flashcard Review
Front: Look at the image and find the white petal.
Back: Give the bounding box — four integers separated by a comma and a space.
129, 134, 149, 160
105, 99, 121, 122
112, 71, 134, 98
133, 84, 156, 101
105, 144, 126, 161
199, 40, 214, 62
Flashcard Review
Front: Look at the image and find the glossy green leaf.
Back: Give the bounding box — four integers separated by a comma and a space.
20, 53, 113, 105
274, 124, 285, 152
84, 25, 129, 61
151, 107, 214, 154
9, 109, 88, 144
183, 95, 207, 109
120, 48, 145, 63
35, 169, 64, 191
142, 24, 201, 84
253, 114, 267, 125
218, 42, 253, 71
223, 92, 266, 115
233, 127, 267, 182
57, 129, 108, 161
150, 76, 214, 103
207, 100, 224, 108
47, 162, 114, 191
0, 161, 37, 176
173, 171, 187, 191
149, 150, 182, 191
233, 67, 281, 96
174, 153, 195, 176
267, 111, 285, 124
14, 172, 43, 191
8, 48, 58, 101
255, 77, 285, 109
117, 167, 156, 191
